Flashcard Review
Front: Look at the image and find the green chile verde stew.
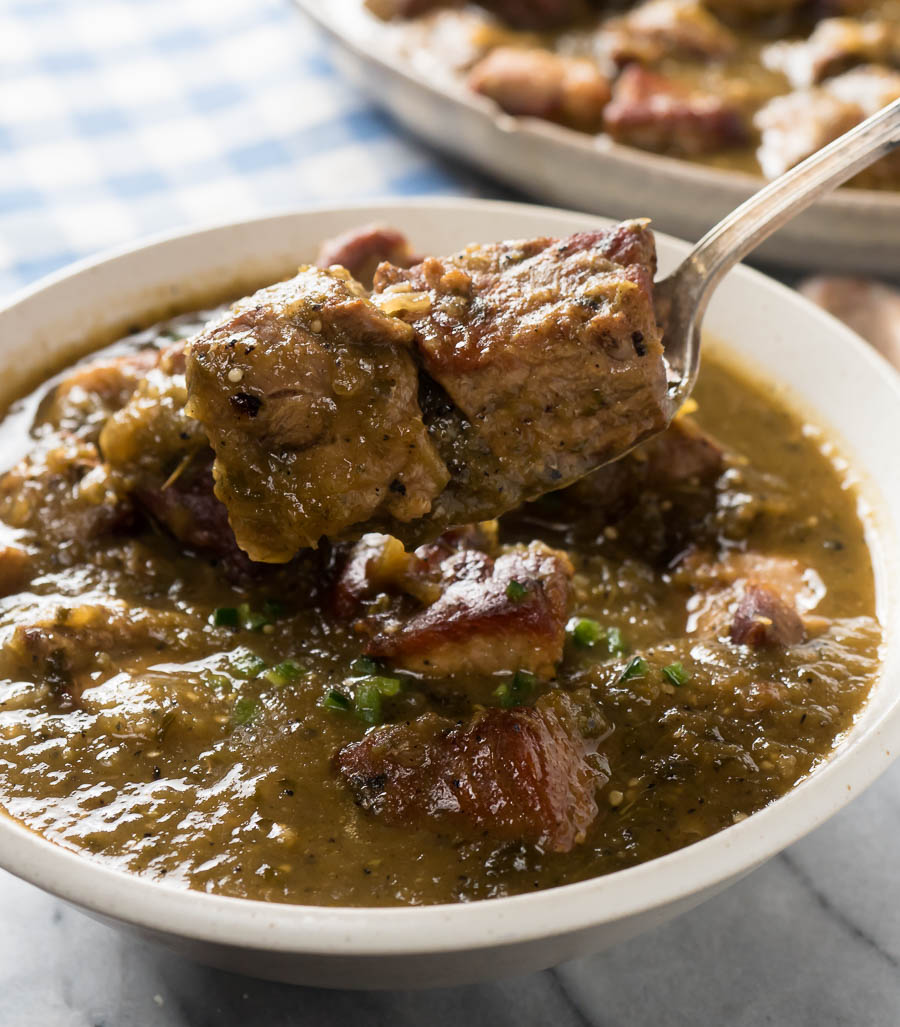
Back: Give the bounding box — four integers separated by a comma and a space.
0, 221, 881, 907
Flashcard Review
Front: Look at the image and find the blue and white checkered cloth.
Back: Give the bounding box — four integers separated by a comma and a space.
0, 0, 501, 298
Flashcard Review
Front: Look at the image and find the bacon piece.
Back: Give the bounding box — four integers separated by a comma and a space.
366, 541, 572, 678
335, 692, 605, 852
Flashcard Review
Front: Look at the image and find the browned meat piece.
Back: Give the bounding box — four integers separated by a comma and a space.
334, 691, 605, 852
331, 522, 498, 617
372, 221, 668, 539
467, 46, 611, 131
598, 0, 737, 66
366, 540, 573, 678
37, 349, 158, 440
365, 0, 462, 18
316, 224, 414, 288
479, 0, 596, 30
730, 583, 806, 647
537, 414, 725, 564
0, 435, 133, 544
0, 545, 30, 598
100, 343, 207, 486
183, 224, 665, 560
1, 601, 203, 701
799, 275, 900, 370
763, 19, 900, 88
754, 87, 861, 178
701, 0, 807, 16
756, 65, 900, 181
604, 65, 749, 155
680, 551, 823, 643
185, 266, 449, 562
826, 64, 900, 113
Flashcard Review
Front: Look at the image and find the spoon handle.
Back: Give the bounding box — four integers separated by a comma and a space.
680, 97, 900, 292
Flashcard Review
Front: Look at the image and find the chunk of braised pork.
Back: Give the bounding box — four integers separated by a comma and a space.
37, 349, 158, 441
100, 346, 208, 484
537, 415, 725, 564
701, 0, 806, 17
680, 551, 823, 646
316, 224, 415, 289
366, 540, 573, 678
0, 434, 133, 545
754, 85, 861, 178
824, 66, 900, 187
185, 266, 449, 561
763, 18, 900, 88
372, 221, 668, 539
597, 0, 737, 66
1, 601, 203, 702
467, 47, 611, 131
730, 584, 806, 647
334, 691, 606, 852
331, 522, 498, 618
0, 545, 30, 598
365, 0, 461, 18
603, 65, 749, 155
479, 0, 597, 30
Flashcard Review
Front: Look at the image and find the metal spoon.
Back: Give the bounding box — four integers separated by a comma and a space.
658, 97, 900, 414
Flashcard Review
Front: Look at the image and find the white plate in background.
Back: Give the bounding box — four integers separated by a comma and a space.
294, 0, 900, 276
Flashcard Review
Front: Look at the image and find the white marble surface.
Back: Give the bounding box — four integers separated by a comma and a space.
0, 762, 896, 1027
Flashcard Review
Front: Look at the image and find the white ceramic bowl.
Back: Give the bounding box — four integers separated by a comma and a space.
294, 0, 900, 276
0, 199, 898, 990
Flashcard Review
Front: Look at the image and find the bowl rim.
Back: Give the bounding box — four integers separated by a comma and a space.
1, 197, 899, 959
293, 0, 900, 216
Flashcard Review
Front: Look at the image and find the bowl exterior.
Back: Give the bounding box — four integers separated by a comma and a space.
0, 199, 898, 987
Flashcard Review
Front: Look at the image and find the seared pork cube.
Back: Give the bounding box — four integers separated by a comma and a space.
825, 64, 900, 113
604, 65, 749, 155
762, 18, 900, 88
334, 691, 605, 852
372, 220, 668, 536
799, 275, 900, 370
366, 540, 573, 678
468, 46, 611, 131
100, 347, 208, 486
824, 65, 900, 185
185, 266, 449, 562
479, 0, 596, 30
554, 414, 725, 563
701, 0, 807, 16
598, 0, 737, 66
754, 86, 861, 178
0, 545, 30, 598
0, 435, 133, 543
316, 224, 414, 289
38, 349, 157, 441
730, 584, 806, 647
681, 551, 823, 645
331, 522, 498, 616
3, 601, 204, 701
365, 0, 461, 18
